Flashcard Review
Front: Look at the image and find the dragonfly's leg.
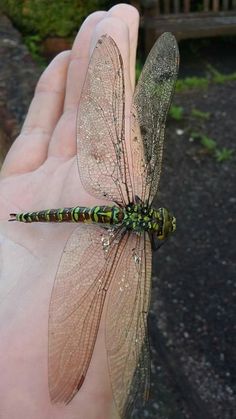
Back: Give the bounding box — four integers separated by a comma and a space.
134, 195, 144, 205
150, 233, 166, 251
113, 200, 123, 208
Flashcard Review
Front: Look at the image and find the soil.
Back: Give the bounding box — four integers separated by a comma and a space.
0, 13, 235, 419
140, 81, 236, 419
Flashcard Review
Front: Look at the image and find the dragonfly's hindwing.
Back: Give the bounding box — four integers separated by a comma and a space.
106, 232, 152, 417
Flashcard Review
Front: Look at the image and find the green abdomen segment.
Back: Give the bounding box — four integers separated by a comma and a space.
11, 206, 124, 224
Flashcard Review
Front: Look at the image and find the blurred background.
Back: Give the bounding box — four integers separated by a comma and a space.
0, 1, 235, 418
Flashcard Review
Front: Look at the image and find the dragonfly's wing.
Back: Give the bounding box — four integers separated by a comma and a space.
48, 224, 124, 403
106, 232, 152, 417
131, 32, 179, 203
77, 35, 133, 206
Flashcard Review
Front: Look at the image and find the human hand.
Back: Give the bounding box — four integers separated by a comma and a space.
0, 4, 139, 419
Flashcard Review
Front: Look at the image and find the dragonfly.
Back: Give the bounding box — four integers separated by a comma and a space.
10, 32, 179, 418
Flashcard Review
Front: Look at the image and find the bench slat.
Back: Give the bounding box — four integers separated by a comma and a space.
213, 0, 220, 12
174, 0, 180, 14
131, 1, 236, 14
131, 1, 236, 53
222, 0, 229, 11
204, 0, 210, 12
184, 0, 190, 13
143, 15, 236, 38
164, 0, 170, 14
156, 0, 160, 15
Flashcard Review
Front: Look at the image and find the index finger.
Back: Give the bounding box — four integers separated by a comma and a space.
49, 4, 140, 159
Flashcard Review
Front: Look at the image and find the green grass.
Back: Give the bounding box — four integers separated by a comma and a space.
0, 0, 111, 62
24, 34, 46, 64
175, 68, 236, 93
191, 133, 216, 150
175, 76, 209, 92
0, 0, 108, 38
200, 135, 217, 151
207, 64, 236, 84
215, 147, 234, 162
212, 72, 236, 83
169, 105, 184, 121
190, 132, 234, 162
191, 108, 210, 120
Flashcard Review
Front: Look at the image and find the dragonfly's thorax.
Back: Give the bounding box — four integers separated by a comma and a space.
123, 204, 176, 239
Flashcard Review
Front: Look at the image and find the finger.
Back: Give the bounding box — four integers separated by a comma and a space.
48, 11, 106, 158
108, 3, 139, 91
64, 11, 106, 112
48, 10, 137, 160
1, 51, 70, 177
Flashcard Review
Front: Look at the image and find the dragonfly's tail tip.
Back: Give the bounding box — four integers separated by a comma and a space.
9, 213, 17, 221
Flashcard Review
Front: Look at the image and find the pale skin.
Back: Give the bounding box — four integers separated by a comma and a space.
0, 4, 139, 419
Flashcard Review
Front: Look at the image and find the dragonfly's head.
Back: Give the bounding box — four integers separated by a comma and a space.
157, 208, 176, 240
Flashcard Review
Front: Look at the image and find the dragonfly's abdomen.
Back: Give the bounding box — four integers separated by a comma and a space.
11, 206, 124, 224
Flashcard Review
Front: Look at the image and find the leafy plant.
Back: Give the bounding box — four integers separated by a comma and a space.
207, 64, 236, 84
215, 147, 234, 162
176, 69, 236, 93
200, 135, 217, 151
169, 105, 184, 121
24, 34, 45, 64
191, 108, 210, 120
190, 132, 234, 162
191, 132, 216, 150
175, 77, 209, 92
0, 0, 109, 38
213, 71, 236, 84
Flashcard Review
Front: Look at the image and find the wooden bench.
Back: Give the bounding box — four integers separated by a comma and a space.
131, 0, 236, 53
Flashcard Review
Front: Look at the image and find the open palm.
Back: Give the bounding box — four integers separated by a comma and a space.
0, 5, 139, 419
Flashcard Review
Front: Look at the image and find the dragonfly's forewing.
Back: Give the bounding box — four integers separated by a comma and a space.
48, 224, 124, 403
131, 32, 179, 203
106, 232, 152, 417
77, 35, 133, 206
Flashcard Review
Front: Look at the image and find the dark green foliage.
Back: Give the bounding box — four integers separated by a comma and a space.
215, 147, 234, 162
191, 108, 210, 120
175, 71, 236, 93
190, 133, 234, 162
23, 34, 45, 64
169, 105, 184, 121
175, 76, 209, 92
199, 134, 217, 151
0, 0, 112, 38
